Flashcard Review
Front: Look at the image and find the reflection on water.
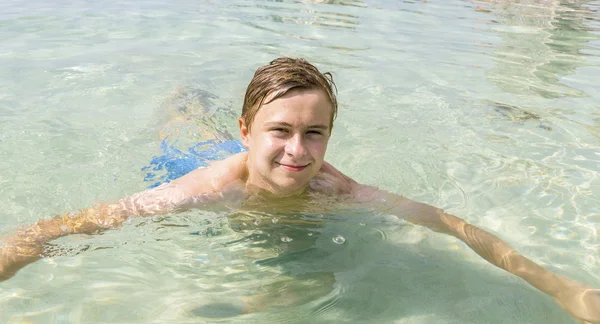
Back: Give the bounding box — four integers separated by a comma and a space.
480, 0, 599, 98
237, 3, 362, 44
296, 0, 366, 6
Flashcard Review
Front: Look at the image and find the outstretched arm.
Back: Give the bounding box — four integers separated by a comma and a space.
0, 203, 128, 281
0, 166, 226, 282
353, 185, 600, 323
316, 162, 600, 323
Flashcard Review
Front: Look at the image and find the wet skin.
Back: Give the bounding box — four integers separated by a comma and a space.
239, 88, 332, 196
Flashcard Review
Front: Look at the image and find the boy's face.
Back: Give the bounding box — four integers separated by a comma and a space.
239, 88, 332, 195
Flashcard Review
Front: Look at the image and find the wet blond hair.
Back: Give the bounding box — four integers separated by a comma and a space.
241, 57, 338, 132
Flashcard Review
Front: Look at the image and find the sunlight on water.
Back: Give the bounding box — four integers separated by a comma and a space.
1, 0, 599, 323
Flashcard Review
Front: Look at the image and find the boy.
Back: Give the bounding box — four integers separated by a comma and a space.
1, 57, 599, 323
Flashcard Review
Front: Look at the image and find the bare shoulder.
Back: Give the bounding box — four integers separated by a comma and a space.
208, 152, 249, 190
171, 152, 248, 195
309, 161, 359, 195
319, 161, 358, 185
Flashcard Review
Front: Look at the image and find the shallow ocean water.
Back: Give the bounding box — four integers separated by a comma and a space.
0, 0, 599, 323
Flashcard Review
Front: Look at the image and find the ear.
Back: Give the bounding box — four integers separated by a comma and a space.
238, 117, 250, 148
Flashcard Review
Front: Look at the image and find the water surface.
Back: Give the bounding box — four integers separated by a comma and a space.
1, 0, 599, 323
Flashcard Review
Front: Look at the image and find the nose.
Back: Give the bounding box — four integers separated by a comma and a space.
285, 133, 307, 158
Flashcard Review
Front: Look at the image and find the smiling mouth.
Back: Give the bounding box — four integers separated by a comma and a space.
277, 162, 309, 171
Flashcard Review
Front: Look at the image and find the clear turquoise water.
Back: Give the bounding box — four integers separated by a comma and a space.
1, 0, 599, 323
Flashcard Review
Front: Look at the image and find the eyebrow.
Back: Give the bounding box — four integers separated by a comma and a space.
264, 122, 329, 130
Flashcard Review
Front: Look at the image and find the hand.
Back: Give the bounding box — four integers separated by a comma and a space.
0, 245, 19, 281
0, 242, 43, 282
552, 276, 600, 324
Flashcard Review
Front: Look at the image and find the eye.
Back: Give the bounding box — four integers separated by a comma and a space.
270, 128, 288, 134
307, 130, 323, 136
